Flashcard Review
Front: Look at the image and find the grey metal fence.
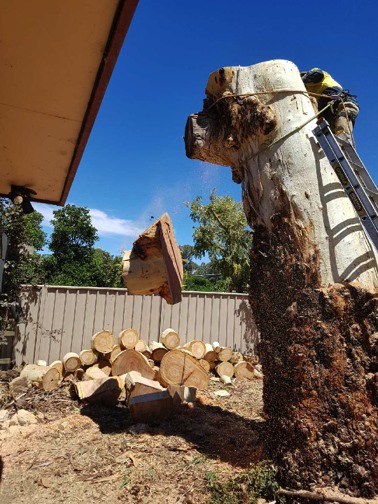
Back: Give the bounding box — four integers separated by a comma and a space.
14, 285, 258, 365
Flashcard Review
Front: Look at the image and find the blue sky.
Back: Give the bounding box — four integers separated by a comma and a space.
35, 0, 378, 257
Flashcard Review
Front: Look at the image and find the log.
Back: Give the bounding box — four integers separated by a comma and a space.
216, 361, 234, 378
111, 349, 157, 380
121, 213, 184, 305
234, 361, 255, 380
142, 348, 152, 360
49, 360, 63, 377
62, 352, 81, 373
160, 328, 180, 349
159, 349, 209, 389
150, 341, 168, 363
217, 347, 233, 362
20, 364, 60, 391
212, 341, 221, 353
84, 366, 109, 380
91, 330, 115, 354
185, 340, 206, 359
204, 343, 217, 363
92, 359, 112, 377
109, 344, 122, 363
199, 359, 211, 373
79, 349, 98, 367
134, 339, 148, 353
123, 371, 165, 399
74, 377, 123, 406
74, 368, 85, 380
185, 59, 378, 495
118, 328, 139, 349
230, 351, 244, 365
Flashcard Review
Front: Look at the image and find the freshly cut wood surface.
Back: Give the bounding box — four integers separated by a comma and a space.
234, 360, 255, 380
204, 344, 217, 363
216, 361, 234, 378
217, 347, 233, 362
91, 330, 115, 354
111, 349, 157, 380
79, 349, 98, 367
93, 360, 112, 377
160, 328, 180, 349
20, 364, 60, 391
186, 340, 206, 359
62, 352, 81, 373
109, 344, 122, 363
199, 359, 211, 373
75, 377, 123, 406
150, 341, 168, 363
159, 349, 209, 389
230, 351, 244, 365
84, 366, 108, 380
134, 339, 148, 353
49, 360, 63, 377
123, 371, 165, 398
118, 328, 139, 349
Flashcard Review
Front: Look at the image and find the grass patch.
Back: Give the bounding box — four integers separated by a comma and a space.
205, 461, 282, 504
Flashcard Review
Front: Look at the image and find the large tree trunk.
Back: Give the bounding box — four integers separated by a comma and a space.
185, 59, 378, 497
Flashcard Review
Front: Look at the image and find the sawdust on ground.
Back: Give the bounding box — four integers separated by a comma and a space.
0, 371, 264, 504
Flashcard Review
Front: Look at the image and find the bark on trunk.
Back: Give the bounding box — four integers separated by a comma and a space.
185, 59, 378, 497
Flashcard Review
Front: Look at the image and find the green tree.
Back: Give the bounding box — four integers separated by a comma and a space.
0, 199, 47, 328
45, 204, 98, 286
89, 249, 123, 288
187, 190, 252, 292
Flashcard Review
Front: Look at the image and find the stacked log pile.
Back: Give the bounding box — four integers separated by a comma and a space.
21, 327, 262, 421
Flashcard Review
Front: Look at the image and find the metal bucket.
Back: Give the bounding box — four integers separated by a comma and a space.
0, 329, 15, 370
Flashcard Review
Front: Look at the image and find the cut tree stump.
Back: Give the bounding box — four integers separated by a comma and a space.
121, 213, 184, 305
91, 330, 115, 354
62, 352, 81, 373
20, 364, 60, 391
160, 328, 180, 349
159, 349, 209, 389
111, 349, 157, 380
118, 328, 139, 349
185, 58, 378, 497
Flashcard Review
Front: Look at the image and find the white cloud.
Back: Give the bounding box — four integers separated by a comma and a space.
33, 203, 144, 238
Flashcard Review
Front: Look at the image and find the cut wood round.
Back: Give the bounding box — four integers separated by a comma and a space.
186, 340, 206, 359
84, 366, 108, 380
111, 349, 157, 380
79, 349, 98, 367
199, 359, 211, 373
91, 330, 115, 354
109, 344, 122, 363
234, 361, 255, 380
218, 347, 233, 362
63, 352, 81, 373
150, 341, 168, 363
216, 361, 234, 378
49, 360, 63, 377
159, 349, 209, 389
160, 328, 180, 349
118, 328, 139, 349
134, 339, 148, 353
204, 344, 217, 363
20, 364, 60, 391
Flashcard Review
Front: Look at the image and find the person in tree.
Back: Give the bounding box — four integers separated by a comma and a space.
301, 68, 359, 137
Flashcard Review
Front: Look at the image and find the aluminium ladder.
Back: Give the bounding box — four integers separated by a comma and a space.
313, 120, 378, 250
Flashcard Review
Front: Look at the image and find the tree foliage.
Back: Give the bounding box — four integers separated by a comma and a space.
186, 190, 252, 292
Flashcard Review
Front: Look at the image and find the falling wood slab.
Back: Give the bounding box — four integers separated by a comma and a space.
121, 213, 184, 305
111, 349, 157, 380
159, 349, 209, 389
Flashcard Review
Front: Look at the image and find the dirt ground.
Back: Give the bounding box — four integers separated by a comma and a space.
0, 370, 265, 504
